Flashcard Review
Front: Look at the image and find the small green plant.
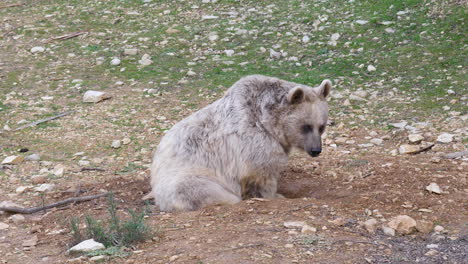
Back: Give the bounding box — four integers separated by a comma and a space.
70, 193, 153, 250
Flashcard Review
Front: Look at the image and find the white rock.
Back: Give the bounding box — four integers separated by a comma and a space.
425, 249, 438, 256
187, 70, 196, 76
301, 225, 317, 234
382, 226, 395, 236
385, 28, 395, 33
399, 144, 420, 154
115, 81, 124, 86
110, 58, 121, 66
34, 184, 55, 193
124, 48, 138, 55
427, 244, 439, 249
16, 186, 30, 194
328, 33, 340, 46
208, 33, 219, 41
139, 54, 153, 66
269, 49, 281, 59
68, 239, 105, 253
434, 225, 444, 233
9, 214, 25, 224
30, 46, 45, 53
367, 65, 376, 72
2, 155, 24, 165
122, 138, 131, 145
437, 133, 454, 143
283, 221, 306, 228
78, 160, 90, 166
202, 15, 219, 20
353, 90, 368, 98
111, 140, 121, 149
370, 138, 383, 145
0, 222, 9, 230
224, 49, 235, 56
25, 153, 41, 161
349, 94, 366, 101
53, 164, 66, 177
302, 35, 310, 43
425, 183, 441, 194
408, 134, 424, 144
83, 91, 110, 103
356, 20, 369, 25
90, 256, 106, 262
390, 121, 407, 129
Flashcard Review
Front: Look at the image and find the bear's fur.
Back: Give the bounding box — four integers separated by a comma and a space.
150, 75, 331, 211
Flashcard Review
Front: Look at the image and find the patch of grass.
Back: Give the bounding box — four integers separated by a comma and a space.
116, 162, 146, 175
69, 193, 153, 251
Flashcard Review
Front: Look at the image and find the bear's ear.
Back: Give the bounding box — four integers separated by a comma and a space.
316, 79, 332, 98
287, 86, 305, 104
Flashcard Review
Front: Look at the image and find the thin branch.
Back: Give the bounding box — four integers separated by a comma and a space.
441, 150, 467, 159
44, 30, 88, 43
79, 167, 106, 172
409, 143, 435, 155
0, 193, 109, 214
0, 3, 23, 9
13, 110, 75, 131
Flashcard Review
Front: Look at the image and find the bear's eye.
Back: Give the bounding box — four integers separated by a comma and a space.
301, 125, 312, 134
319, 125, 325, 134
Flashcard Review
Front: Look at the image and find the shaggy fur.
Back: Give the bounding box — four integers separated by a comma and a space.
150, 75, 331, 211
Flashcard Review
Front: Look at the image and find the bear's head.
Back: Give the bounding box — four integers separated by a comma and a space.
282, 79, 332, 157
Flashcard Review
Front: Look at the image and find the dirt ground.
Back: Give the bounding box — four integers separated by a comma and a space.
1, 132, 466, 263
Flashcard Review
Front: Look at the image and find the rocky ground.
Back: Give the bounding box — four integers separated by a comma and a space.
0, 0, 467, 263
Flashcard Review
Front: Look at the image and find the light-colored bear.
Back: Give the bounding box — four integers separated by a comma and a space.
150, 75, 331, 211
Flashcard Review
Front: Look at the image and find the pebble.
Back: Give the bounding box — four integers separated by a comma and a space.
124, 48, 138, 55
110, 58, 121, 66
349, 94, 366, 101
425, 249, 438, 256
111, 140, 122, 149
10, 214, 26, 224
30, 46, 45, 53
353, 90, 368, 98
426, 244, 439, 249
370, 138, 383, 145
434, 225, 444, 233
302, 35, 310, 43
25, 153, 41, 161
187, 70, 196, 76
329, 217, 346, 226
224, 49, 235, 56
22, 235, 38, 247
385, 28, 395, 33
408, 134, 424, 144
285, 244, 294, 248
122, 138, 131, 145
356, 20, 369, 25
34, 183, 55, 193
425, 182, 441, 194
0, 222, 9, 230
367, 65, 376, 72
169, 255, 179, 262
364, 218, 378, 233
166, 28, 180, 34
390, 121, 407, 129
83, 90, 110, 103
53, 164, 66, 177
90, 256, 106, 262
2, 155, 24, 165
78, 160, 90, 166
16, 186, 30, 194
283, 221, 306, 228
269, 49, 281, 59
399, 144, 420, 154
382, 226, 395, 236
388, 215, 417, 235
208, 32, 219, 41
437, 133, 454, 143
139, 54, 153, 66
68, 239, 105, 253
416, 220, 434, 234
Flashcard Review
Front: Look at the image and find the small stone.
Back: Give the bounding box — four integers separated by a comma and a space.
139, 54, 153, 66
166, 28, 180, 34
34, 183, 55, 193
425, 249, 438, 256
110, 58, 121, 66
283, 221, 306, 228
10, 214, 25, 224
367, 65, 376, 72
390, 121, 407, 129
364, 218, 378, 233
302, 35, 310, 43
301, 225, 317, 234
349, 94, 366, 101
353, 90, 368, 98
388, 215, 417, 235
122, 138, 131, 145
224, 49, 235, 56
356, 20, 369, 25
2, 155, 24, 165
269, 49, 281, 59
329, 217, 346, 226
69, 239, 105, 253
427, 244, 438, 249
399, 144, 420, 154
208, 33, 218, 41
408, 134, 424, 144
16, 186, 30, 194
382, 226, 395, 236
385, 28, 395, 33
370, 138, 383, 145
53, 164, 66, 177
202, 15, 219, 20
187, 70, 196, 76
416, 220, 434, 234
169, 255, 179, 262
22, 236, 38, 247
78, 160, 90, 166
425, 182, 442, 194
115, 81, 124, 86
285, 244, 294, 248
124, 48, 138, 55
31, 175, 47, 184
30, 46, 45, 53
83, 91, 110, 103
434, 225, 444, 233
111, 140, 121, 149
25, 153, 41, 161
0, 222, 9, 230
437, 133, 454, 143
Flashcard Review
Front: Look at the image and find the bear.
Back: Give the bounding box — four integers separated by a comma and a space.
149, 75, 331, 211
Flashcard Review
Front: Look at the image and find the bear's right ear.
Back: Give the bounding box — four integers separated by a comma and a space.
316, 79, 332, 98
287, 86, 305, 104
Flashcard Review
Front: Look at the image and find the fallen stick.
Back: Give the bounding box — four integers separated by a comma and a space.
14, 110, 75, 131
409, 143, 435, 155
0, 3, 23, 9
45, 31, 88, 43
0, 193, 109, 214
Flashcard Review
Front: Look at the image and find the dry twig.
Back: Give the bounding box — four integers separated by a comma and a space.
0, 3, 23, 9
409, 143, 435, 155
44, 31, 88, 43
0, 193, 109, 214
14, 110, 75, 131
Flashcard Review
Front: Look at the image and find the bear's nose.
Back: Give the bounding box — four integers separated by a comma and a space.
308, 149, 321, 157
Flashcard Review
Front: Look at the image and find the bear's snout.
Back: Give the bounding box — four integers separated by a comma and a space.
308, 148, 322, 157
